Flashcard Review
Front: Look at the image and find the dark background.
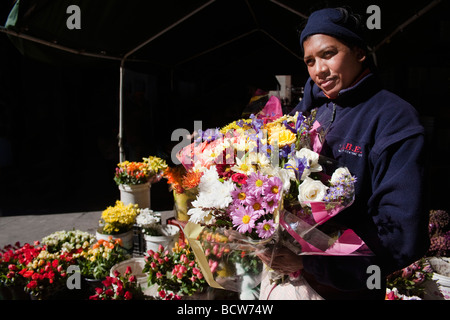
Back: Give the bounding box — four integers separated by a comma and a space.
0, 1, 449, 216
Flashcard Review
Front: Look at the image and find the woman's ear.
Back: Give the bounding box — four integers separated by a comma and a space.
355, 47, 367, 63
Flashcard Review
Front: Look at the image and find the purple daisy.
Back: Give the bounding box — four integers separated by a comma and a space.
256, 219, 276, 239
231, 205, 257, 234
246, 171, 269, 196
263, 176, 283, 202
244, 193, 266, 219
230, 185, 249, 205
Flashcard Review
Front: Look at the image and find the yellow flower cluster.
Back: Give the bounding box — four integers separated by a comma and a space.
81, 238, 118, 262
101, 200, 138, 234
220, 119, 252, 135
143, 155, 168, 173
265, 114, 298, 148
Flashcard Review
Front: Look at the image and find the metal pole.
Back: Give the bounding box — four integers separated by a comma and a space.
118, 60, 125, 163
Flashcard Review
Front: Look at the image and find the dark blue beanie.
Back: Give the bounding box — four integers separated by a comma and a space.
300, 8, 366, 50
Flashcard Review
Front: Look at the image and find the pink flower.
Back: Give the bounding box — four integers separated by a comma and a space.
125, 266, 132, 275
256, 219, 276, 239
231, 205, 257, 234
231, 173, 248, 185
95, 287, 103, 294
124, 291, 133, 300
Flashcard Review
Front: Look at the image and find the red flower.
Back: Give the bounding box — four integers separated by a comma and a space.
125, 266, 132, 275
52, 259, 59, 268
232, 173, 248, 184
104, 289, 114, 297
102, 276, 113, 287
124, 291, 133, 300
95, 287, 103, 294
26, 280, 38, 289
21, 270, 34, 278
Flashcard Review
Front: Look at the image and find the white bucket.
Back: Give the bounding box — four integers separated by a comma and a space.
110, 257, 148, 289
119, 183, 151, 209
427, 257, 450, 300
96, 229, 134, 251
144, 225, 180, 253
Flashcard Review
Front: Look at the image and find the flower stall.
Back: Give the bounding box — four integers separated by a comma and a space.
0, 98, 448, 301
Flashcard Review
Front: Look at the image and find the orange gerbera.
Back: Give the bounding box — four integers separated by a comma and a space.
181, 170, 203, 190
163, 166, 186, 193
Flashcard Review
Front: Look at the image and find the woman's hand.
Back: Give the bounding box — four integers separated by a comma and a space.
257, 246, 303, 275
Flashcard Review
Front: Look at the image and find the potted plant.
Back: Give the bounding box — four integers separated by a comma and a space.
136, 208, 180, 252
97, 200, 138, 250
78, 237, 130, 295
114, 156, 167, 209
142, 241, 208, 300
18, 246, 78, 300
42, 230, 95, 254
89, 266, 146, 300
0, 242, 41, 300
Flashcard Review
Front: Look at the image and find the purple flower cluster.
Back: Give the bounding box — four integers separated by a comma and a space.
228, 172, 282, 239
323, 173, 356, 206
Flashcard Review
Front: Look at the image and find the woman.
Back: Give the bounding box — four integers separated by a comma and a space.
258, 7, 429, 300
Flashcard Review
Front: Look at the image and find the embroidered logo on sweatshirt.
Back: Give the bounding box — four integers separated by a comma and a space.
338, 142, 363, 158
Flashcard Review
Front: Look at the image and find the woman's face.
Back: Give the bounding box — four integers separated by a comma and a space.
303, 34, 366, 99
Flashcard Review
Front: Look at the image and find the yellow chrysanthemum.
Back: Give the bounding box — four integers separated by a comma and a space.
220, 119, 252, 134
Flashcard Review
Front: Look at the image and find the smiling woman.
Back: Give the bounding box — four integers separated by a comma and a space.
269, 7, 430, 300
302, 34, 366, 99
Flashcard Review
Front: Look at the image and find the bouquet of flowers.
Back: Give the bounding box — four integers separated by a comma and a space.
89, 266, 145, 300
0, 242, 42, 292
176, 96, 371, 292
142, 241, 208, 299
114, 155, 167, 186
99, 200, 138, 235
17, 245, 78, 299
77, 237, 130, 280
136, 208, 162, 236
41, 230, 95, 254
386, 258, 433, 299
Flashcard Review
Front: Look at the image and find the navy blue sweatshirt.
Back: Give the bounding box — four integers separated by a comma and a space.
290, 73, 429, 299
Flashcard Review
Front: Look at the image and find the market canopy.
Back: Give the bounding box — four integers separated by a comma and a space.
1, 0, 442, 77
0, 0, 443, 161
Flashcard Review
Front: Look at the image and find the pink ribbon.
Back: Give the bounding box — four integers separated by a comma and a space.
309, 121, 323, 153
280, 211, 371, 256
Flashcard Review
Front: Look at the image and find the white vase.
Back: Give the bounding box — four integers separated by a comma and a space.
144, 225, 180, 252
119, 182, 150, 209
96, 229, 134, 251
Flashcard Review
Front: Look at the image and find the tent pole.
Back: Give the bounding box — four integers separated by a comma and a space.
373, 0, 442, 52
119, 60, 125, 163
122, 0, 215, 61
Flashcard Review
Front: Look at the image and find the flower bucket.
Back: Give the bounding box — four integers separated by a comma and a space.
427, 257, 450, 300
173, 189, 197, 221
96, 229, 134, 251
119, 182, 151, 209
144, 225, 180, 252
110, 257, 148, 290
